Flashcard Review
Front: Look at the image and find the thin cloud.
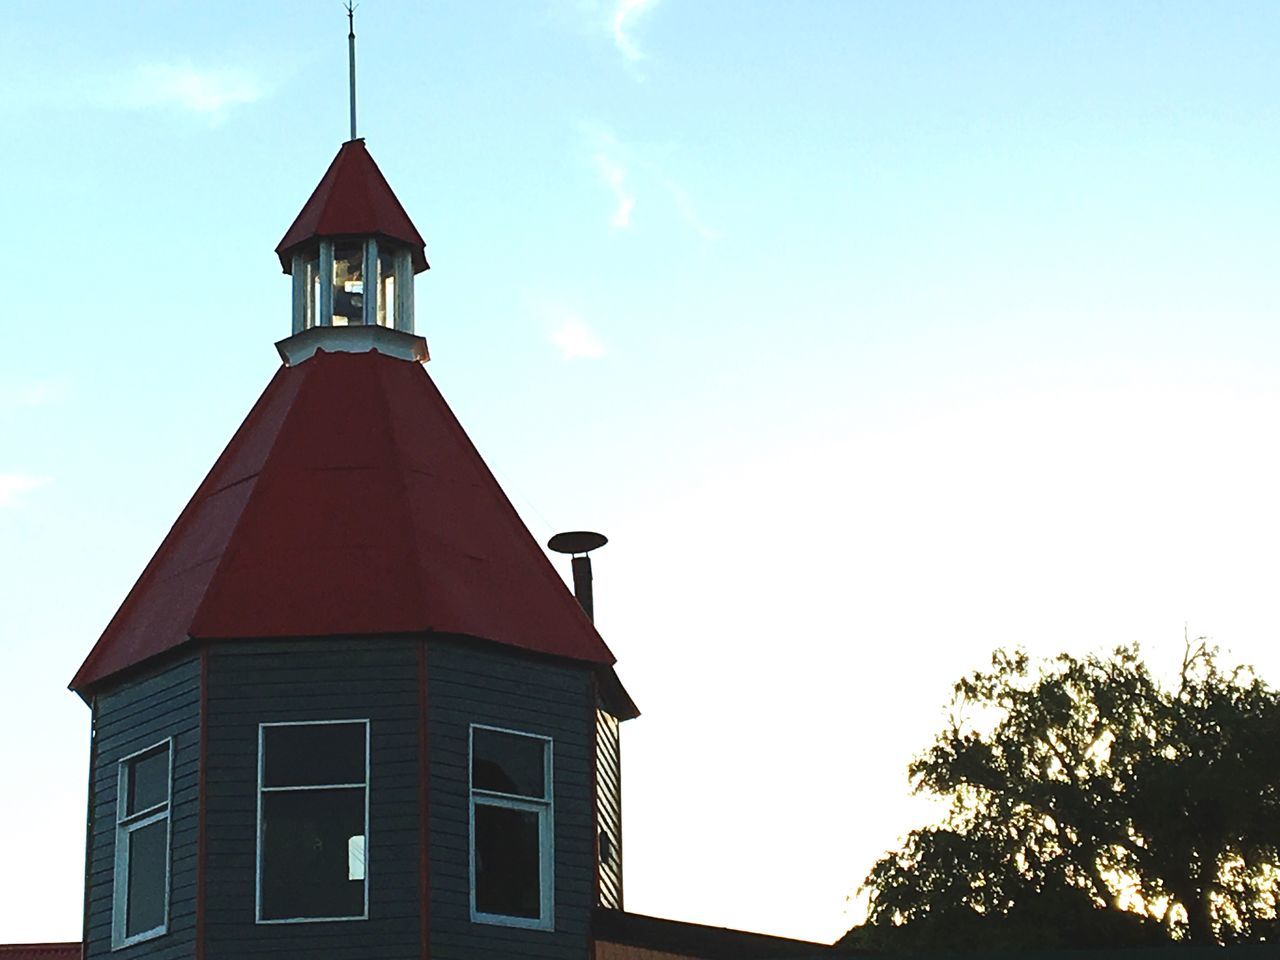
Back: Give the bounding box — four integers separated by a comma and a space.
0, 474, 48, 508
612, 0, 660, 61
109, 61, 265, 117
594, 151, 636, 228
0, 377, 69, 412
550, 314, 607, 360
583, 124, 720, 240
666, 179, 721, 241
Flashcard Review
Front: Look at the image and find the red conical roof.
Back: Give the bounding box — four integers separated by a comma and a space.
71, 351, 614, 693
275, 139, 429, 273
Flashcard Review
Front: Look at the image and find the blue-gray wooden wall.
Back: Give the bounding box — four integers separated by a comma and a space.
427, 639, 596, 960
85, 655, 201, 960
81, 636, 601, 960
203, 639, 422, 960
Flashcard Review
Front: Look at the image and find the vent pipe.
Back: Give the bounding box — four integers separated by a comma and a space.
548, 531, 608, 623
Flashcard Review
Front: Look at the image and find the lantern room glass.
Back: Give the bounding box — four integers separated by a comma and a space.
303, 256, 320, 330
332, 244, 364, 326
376, 251, 397, 329
294, 240, 414, 332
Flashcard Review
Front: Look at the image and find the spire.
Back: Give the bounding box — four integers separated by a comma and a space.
346, 2, 358, 141
273, 13, 431, 366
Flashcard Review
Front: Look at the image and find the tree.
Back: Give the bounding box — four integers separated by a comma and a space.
848, 641, 1280, 950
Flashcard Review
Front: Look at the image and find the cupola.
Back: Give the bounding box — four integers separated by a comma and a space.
273, 138, 431, 365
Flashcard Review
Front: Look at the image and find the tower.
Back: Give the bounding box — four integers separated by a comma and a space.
70, 126, 637, 960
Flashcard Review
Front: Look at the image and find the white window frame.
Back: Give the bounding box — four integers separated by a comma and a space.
468, 723, 555, 931
111, 738, 174, 950
255, 719, 371, 924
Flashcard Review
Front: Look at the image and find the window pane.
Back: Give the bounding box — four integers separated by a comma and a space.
348, 835, 365, 881
304, 257, 320, 329
474, 803, 541, 919
376, 252, 396, 328
125, 820, 167, 936
127, 746, 169, 816
261, 787, 365, 920
263, 723, 365, 788
473, 729, 545, 798
332, 244, 364, 326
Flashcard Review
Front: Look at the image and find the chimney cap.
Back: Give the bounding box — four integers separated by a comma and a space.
548, 531, 608, 556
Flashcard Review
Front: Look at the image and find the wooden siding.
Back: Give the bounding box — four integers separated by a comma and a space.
85, 655, 201, 960
427, 639, 595, 960
596, 708, 623, 909
202, 640, 421, 960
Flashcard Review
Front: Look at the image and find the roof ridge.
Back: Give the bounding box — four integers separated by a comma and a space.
373, 354, 433, 629
354, 143, 422, 246
71, 368, 296, 692
188, 362, 313, 636
407, 364, 614, 663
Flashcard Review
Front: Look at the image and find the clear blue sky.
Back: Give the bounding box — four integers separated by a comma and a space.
3, 0, 1280, 944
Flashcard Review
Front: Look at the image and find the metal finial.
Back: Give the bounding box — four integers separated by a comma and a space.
346, 2, 358, 141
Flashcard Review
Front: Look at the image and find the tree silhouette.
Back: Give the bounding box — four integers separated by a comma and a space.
847, 641, 1280, 950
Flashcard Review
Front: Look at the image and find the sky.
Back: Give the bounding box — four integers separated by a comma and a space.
2, 0, 1280, 945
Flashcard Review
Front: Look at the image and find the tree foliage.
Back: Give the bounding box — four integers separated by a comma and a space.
851, 641, 1280, 950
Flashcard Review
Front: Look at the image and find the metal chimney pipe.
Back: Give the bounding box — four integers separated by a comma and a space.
571, 555, 594, 622
548, 531, 608, 624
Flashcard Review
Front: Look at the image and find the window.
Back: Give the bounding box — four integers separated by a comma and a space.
375, 250, 397, 329
292, 240, 415, 333
469, 725, 554, 929
304, 255, 320, 330
331, 244, 364, 326
257, 720, 369, 923
113, 739, 172, 948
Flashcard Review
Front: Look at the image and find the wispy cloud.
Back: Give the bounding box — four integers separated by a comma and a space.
612, 0, 661, 61
667, 179, 721, 241
107, 61, 265, 118
583, 124, 720, 240
594, 150, 636, 228
0, 474, 48, 508
0, 377, 69, 414
547, 309, 607, 360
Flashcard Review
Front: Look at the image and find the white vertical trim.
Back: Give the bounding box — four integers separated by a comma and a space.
395, 250, 414, 333
318, 242, 335, 326
111, 738, 173, 950
291, 254, 306, 334
254, 722, 265, 924
362, 239, 379, 327
546, 735, 555, 925
364, 718, 371, 919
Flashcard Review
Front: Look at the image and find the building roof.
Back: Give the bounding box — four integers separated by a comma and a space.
594, 909, 843, 960
71, 349, 616, 693
0, 946, 80, 960
275, 138, 429, 273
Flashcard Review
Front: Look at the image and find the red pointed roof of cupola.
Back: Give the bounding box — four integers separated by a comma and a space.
71, 351, 614, 694
276, 138, 429, 273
